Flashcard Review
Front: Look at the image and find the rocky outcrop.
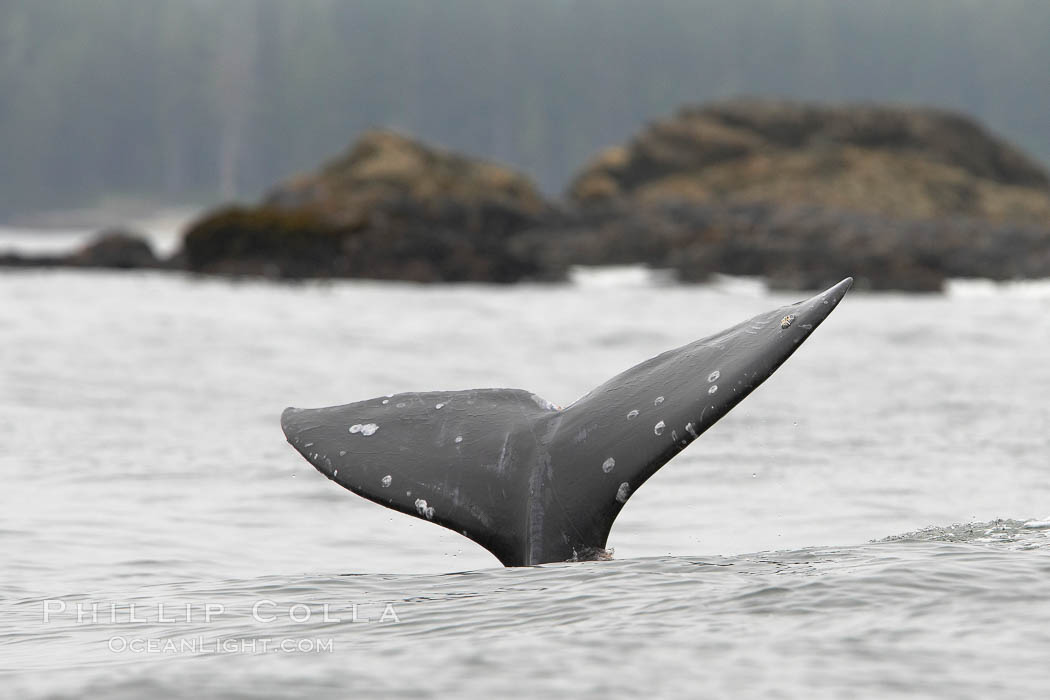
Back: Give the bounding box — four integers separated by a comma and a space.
266, 130, 548, 221
161, 109, 1050, 290
182, 130, 554, 281
0, 230, 159, 269
569, 98, 1050, 224
10, 102, 1050, 292
68, 230, 159, 268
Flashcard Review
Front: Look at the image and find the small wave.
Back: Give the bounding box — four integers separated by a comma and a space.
946, 277, 1050, 299
875, 518, 1050, 548
568, 264, 675, 288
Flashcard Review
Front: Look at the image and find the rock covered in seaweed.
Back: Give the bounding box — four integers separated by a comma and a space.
0, 230, 159, 269
265, 130, 548, 223
68, 230, 159, 269
569, 98, 1050, 224
180, 130, 554, 281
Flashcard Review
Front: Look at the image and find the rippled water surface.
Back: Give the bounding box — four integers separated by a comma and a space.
2, 265, 1049, 698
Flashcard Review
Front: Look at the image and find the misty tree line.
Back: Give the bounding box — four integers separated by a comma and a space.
1, 0, 1048, 218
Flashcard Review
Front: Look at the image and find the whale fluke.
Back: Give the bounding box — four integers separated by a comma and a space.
282, 278, 853, 566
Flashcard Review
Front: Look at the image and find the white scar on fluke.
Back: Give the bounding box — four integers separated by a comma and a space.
282, 278, 853, 566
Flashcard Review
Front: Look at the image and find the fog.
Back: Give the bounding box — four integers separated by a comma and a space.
2, 0, 1048, 219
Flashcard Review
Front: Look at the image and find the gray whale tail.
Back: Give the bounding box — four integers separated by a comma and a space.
282, 278, 853, 566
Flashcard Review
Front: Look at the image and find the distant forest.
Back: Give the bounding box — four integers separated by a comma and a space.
2, 0, 1048, 219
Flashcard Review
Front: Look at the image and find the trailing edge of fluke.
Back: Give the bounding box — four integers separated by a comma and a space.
282, 277, 853, 566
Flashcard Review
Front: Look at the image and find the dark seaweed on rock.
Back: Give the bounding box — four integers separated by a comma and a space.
522, 201, 1050, 292
181, 199, 553, 283
182, 206, 348, 278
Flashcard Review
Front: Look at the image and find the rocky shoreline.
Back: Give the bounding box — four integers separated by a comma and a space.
0, 230, 166, 270
5, 99, 1050, 291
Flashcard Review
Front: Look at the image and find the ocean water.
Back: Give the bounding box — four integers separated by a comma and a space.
2, 262, 1050, 697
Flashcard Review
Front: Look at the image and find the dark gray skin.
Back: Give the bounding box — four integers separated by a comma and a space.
282, 278, 852, 566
